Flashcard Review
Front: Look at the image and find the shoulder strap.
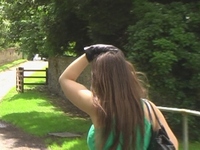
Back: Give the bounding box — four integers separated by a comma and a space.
143, 99, 153, 123
148, 101, 162, 127
143, 99, 162, 127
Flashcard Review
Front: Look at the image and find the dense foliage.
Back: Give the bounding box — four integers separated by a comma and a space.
126, 1, 200, 139
1, 0, 133, 57
0, 0, 200, 140
0, 1, 10, 50
126, 2, 200, 107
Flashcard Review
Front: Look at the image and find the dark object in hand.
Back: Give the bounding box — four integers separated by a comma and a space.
84, 44, 118, 62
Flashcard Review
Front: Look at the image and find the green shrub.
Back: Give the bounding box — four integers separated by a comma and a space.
125, 2, 200, 140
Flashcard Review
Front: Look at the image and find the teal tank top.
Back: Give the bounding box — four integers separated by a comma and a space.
87, 118, 152, 150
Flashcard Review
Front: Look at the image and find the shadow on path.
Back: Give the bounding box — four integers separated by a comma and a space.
0, 120, 48, 150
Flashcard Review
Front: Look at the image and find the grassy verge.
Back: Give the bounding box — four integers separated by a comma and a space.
0, 70, 91, 150
0, 59, 27, 72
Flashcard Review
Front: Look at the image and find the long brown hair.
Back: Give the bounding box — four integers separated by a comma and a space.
91, 50, 147, 150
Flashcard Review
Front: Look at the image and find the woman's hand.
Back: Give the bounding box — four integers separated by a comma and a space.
84, 44, 118, 62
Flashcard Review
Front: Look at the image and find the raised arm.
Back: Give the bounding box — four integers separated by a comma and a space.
59, 44, 119, 117
59, 54, 94, 116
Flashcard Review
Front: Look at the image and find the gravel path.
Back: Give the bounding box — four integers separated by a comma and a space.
0, 60, 49, 150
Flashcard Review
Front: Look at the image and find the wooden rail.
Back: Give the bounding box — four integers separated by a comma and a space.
16, 67, 48, 93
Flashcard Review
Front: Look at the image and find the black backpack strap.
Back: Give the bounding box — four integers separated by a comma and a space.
148, 101, 162, 127
142, 99, 153, 123
142, 99, 162, 128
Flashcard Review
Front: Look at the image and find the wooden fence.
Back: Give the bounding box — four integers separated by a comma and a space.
16, 67, 48, 93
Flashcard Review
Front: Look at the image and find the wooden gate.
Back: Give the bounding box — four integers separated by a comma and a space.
16, 67, 48, 93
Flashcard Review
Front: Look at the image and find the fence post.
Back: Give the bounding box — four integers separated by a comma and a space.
19, 67, 24, 93
45, 68, 48, 85
16, 68, 21, 92
183, 113, 188, 150
16, 67, 24, 93
16, 68, 19, 91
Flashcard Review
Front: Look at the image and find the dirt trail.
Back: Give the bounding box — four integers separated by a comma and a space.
0, 60, 49, 150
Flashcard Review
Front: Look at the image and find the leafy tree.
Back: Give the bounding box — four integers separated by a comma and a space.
2, 0, 134, 57
38, 0, 133, 55
41, 0, 90, 56
0, 1, 11, 50
2, 1, 47, 58
75, 0, 133, 49
125, 2, 200, 139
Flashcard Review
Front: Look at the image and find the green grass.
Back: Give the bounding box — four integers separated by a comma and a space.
179, 141, 200, 150
0, 70, 91, 150
23, 69, 47, 86
0, 59, 27, 72
47, 138, 89, 150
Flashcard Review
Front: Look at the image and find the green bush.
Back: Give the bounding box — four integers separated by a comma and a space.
125, 2, 200, 140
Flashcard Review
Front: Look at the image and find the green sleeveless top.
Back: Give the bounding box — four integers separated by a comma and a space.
87, 98, 152, 150
87, 118, 152, 150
